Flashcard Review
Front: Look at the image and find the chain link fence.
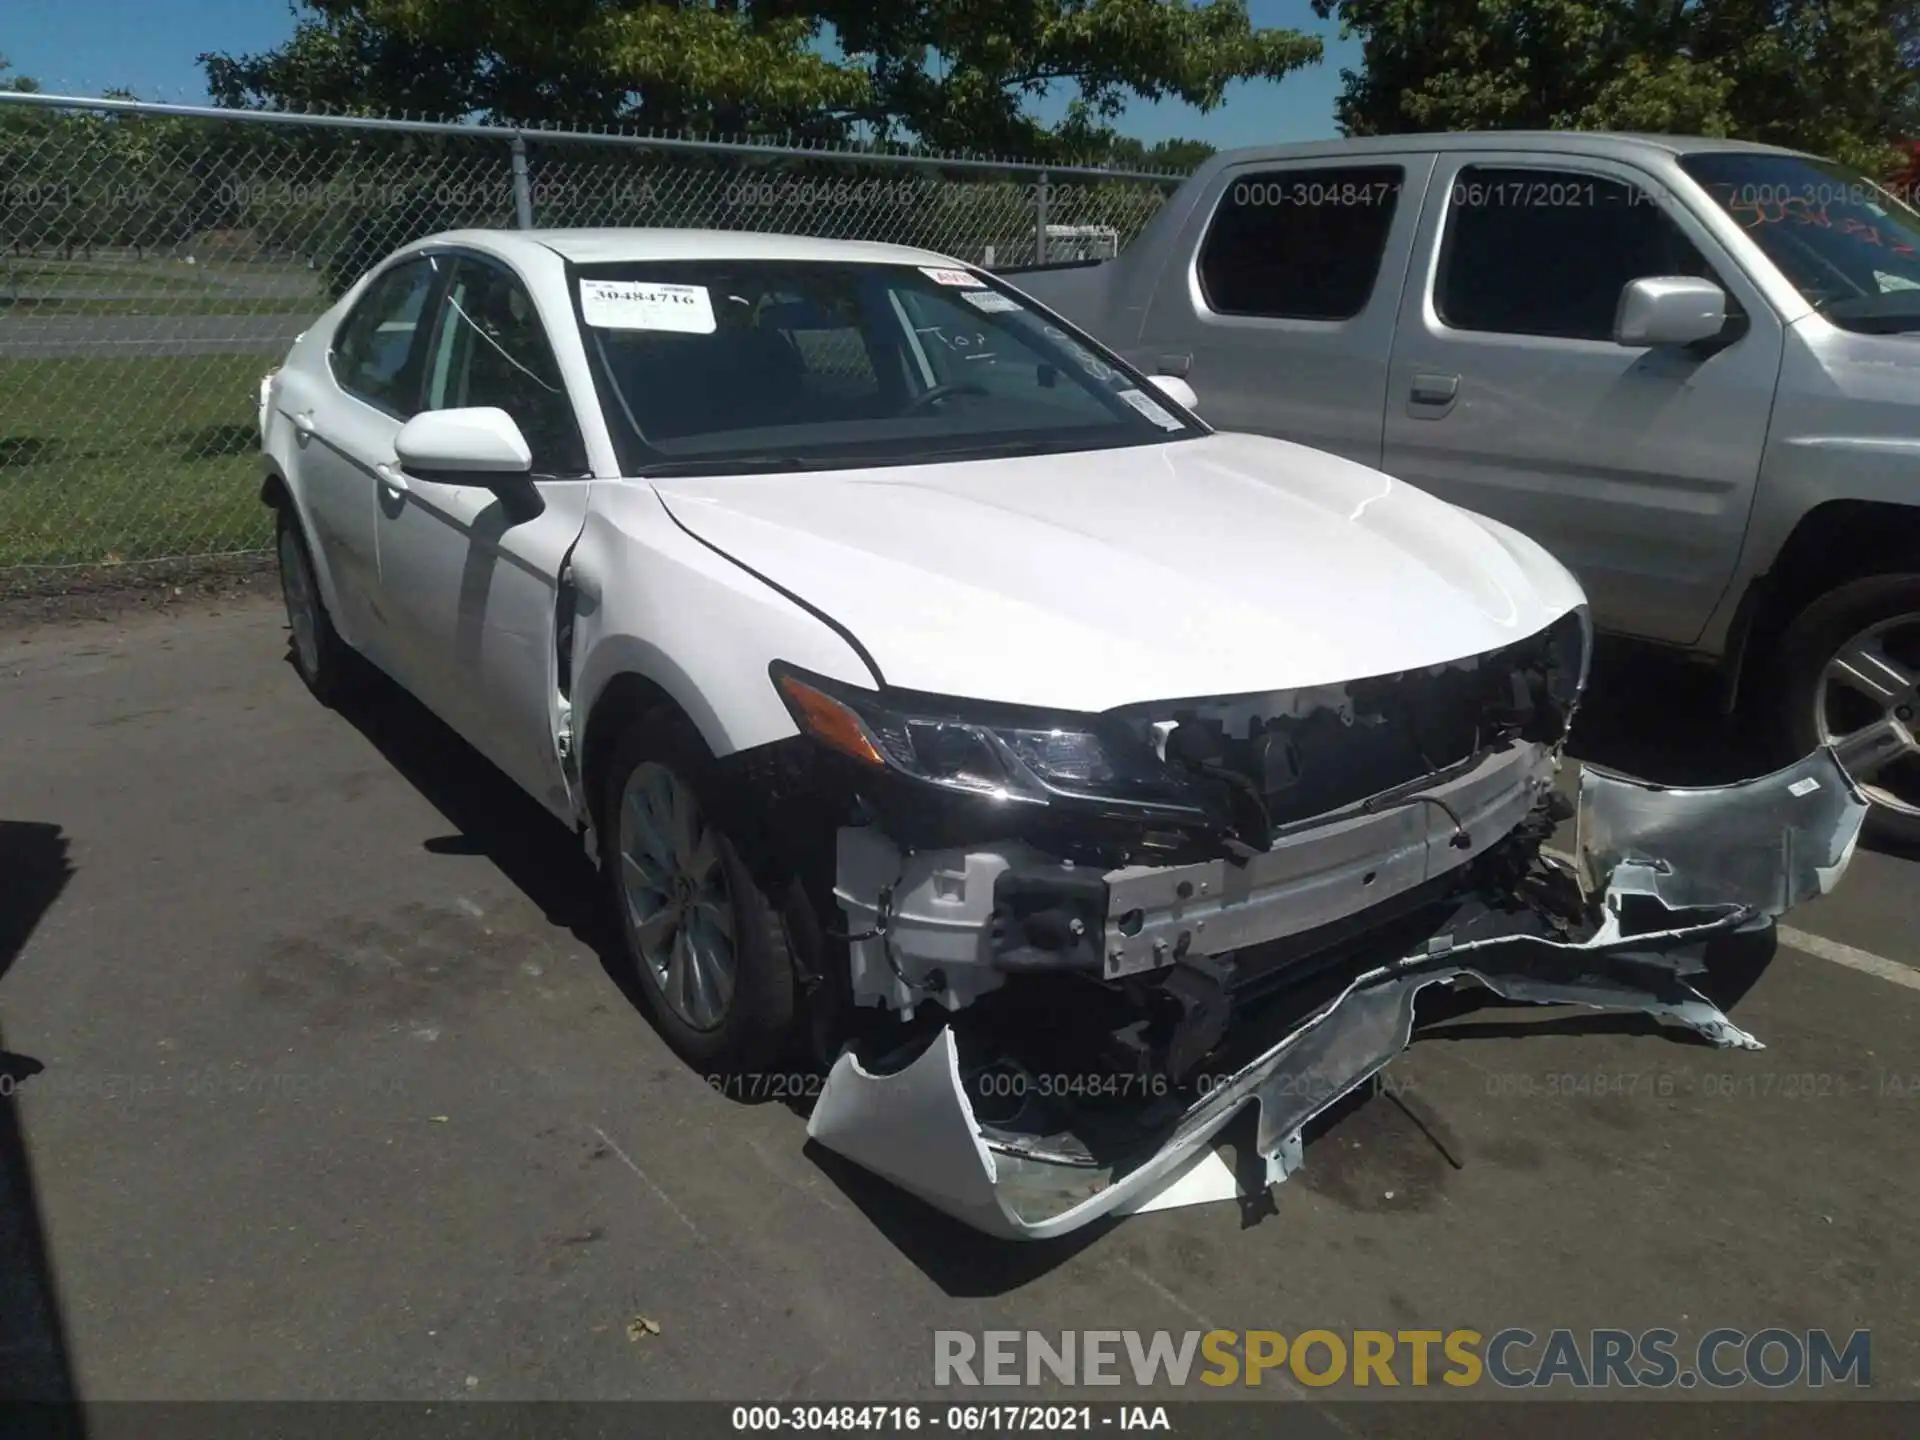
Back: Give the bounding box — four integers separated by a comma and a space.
0, 92, 1184, 581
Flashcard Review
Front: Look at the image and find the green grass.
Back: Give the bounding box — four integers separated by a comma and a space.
0, 353, 273, 568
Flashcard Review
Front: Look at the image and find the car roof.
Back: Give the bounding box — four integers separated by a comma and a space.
423, 227, 965, 270
1193, 130, 1816, 169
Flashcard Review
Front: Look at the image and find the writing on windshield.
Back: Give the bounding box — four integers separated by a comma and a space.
1680, 152, 1920, 329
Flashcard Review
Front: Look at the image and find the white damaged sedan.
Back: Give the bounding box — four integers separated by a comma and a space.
260, 228, 1867, 1239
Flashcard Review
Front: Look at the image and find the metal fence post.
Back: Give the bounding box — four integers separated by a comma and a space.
511, 134, 535, 228
1034, 169, 1050, 265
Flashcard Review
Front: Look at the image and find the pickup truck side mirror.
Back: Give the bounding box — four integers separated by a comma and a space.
1613, 276, 1729, 349
1146, 374, 1200, 413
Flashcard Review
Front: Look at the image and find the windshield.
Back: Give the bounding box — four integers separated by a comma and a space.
1680, 152, 1920, 334
568, 259, 1203, 475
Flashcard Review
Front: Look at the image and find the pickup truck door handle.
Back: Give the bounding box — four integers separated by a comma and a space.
1410, 373, 1459, 405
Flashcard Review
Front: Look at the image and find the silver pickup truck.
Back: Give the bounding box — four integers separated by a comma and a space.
1007, 132, 1920, 846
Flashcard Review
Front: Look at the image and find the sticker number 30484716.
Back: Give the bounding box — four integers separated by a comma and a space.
579, 279, 717, 334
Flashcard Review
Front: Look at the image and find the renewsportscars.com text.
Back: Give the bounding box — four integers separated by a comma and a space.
934, 1328, 1871, 1390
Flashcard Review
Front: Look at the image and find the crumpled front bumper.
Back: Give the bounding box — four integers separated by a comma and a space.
805, 748, 1869, 1240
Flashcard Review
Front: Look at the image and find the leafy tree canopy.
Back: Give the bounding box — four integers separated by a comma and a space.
1310, 0, 1920, 174
199, 0, 1316, 162
1101, 135, 1219, 170
1, 53, 41, 93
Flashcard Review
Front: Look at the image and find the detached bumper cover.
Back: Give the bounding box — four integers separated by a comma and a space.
806, 748, 1868, 1240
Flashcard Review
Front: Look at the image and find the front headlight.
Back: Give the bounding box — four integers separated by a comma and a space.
1547, 604, 1593, 709
771, 663, 1204, 816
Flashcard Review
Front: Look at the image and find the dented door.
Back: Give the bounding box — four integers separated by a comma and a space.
372, 253, 593, 823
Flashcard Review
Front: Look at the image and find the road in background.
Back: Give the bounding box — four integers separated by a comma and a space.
0, 312, 311, 359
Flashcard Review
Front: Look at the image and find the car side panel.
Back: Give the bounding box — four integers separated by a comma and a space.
1134, 155, 1435, 471
570, 481, 880, 765
1695, 320, 1920, 655
1380, 150, 1784, 647
272, 319, 387, 653
375, 474, 594, 820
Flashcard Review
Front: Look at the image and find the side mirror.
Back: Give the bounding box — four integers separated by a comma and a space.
395, 407, 533, 479
1146, 373, 1199, 412
1613, 276, 1729, 348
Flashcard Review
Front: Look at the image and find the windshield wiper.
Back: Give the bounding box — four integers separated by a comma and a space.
908, 439, 1092, 463
635, 454, 852, 478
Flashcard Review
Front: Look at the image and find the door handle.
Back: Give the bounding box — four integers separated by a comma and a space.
1410, 373, 1459, 405
1156, 352, 1192, 377
375, 462, 409, 496
291, 410, 316, 441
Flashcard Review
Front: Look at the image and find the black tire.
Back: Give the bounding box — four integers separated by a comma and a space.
599, 708, 798, 1075
1774, 572, 1920, 851
274, 503, 351, 706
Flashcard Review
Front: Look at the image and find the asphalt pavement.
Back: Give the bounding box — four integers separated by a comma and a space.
0, 313, 311, 360
0, 597, 1916, 1426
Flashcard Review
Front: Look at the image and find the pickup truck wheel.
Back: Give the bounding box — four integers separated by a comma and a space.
274, 504, 350, 704
602, 713, 797, 1074
1777, 573, 1920, 849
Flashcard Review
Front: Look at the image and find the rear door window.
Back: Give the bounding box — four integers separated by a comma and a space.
1196, 165, 1406, 321
331, 256, 442, 415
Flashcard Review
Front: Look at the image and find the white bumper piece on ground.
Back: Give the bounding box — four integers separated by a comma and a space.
806, 748, 1869, 1240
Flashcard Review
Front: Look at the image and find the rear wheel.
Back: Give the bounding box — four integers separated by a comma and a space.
1776, 573, 1920, 850
600, 711, 799, 1074
274, 504, 350, 705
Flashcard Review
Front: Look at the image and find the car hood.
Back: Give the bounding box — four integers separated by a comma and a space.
650, 432, 1587, 712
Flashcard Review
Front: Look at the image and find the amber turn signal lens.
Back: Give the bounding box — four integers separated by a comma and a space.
778, 675, 886, 767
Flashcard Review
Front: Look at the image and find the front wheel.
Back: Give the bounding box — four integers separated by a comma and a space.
1776, 573, 1920, 850
600, 711, 799, 1074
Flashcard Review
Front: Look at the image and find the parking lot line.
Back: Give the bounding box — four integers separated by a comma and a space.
1775, 924, 1920, 993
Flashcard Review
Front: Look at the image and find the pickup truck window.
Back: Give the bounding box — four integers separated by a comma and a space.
1196, 165, 1404, 321
1437, 166, 1716, 341
1680, 152, 1920, 334
572, 260, 1202, 476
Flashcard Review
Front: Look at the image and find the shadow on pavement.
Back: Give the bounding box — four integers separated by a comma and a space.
324, 663, 651, 1021
800, 1141, 1121, 1293
0, 819, 86, 1434
1567, 638, 1770, 788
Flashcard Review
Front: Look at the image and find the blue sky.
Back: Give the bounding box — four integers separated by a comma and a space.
4, 0, 1356, 145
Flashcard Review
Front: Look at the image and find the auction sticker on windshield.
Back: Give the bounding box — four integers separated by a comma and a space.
1116, 388, 1183, 430
920, 267, 980, 286
580, 279, 717, 334
961, 289, 1022, 313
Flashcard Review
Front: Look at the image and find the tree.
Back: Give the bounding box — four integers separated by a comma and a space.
810, 0, 1316, 158
1310, 0, 1920, 175
1101, 135, 1218, 172
201, 1, 1317, 161
1, 53, 40, 93
202, 0, 869, 142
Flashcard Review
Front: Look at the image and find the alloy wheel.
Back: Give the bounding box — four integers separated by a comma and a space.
1813, 611, 1920, 823
617, 761, 738, 1032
